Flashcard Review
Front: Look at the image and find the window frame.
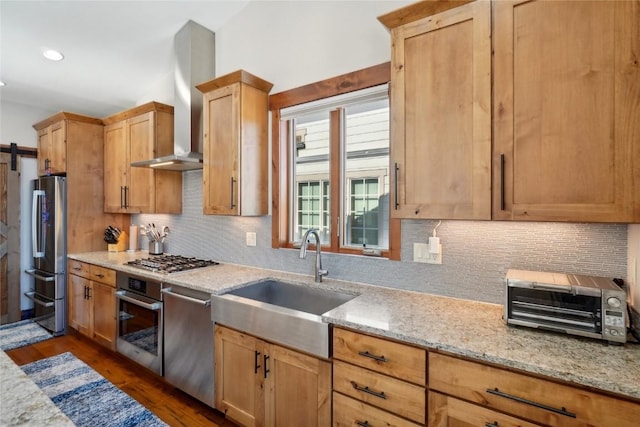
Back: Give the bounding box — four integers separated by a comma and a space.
270, 62, 401, 259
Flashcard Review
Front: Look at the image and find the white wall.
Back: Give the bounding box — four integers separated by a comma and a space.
215, 1, 410, 93
1, 100, 57, 310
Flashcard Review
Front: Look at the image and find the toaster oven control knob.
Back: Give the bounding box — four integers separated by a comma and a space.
606, 297, 622, 308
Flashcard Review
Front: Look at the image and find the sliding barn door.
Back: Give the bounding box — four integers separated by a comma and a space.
0, 153, 21, 324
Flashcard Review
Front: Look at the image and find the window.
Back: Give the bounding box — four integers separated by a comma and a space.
270, 63, 400, 258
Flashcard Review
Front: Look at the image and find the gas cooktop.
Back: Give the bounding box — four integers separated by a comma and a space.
126, 255, 219, 274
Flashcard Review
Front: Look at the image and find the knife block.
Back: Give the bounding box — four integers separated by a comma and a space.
108, 230, 128, 252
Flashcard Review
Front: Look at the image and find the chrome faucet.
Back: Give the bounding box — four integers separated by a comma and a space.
299, 229, 328, 282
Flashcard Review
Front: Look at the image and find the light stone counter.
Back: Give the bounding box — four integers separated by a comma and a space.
69, 251, 640, 401
0, 350, 74, 426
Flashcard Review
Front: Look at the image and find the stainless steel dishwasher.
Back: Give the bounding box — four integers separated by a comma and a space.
161, 285, 214, 407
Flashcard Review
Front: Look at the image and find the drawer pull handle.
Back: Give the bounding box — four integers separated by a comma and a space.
356, 421, 370, 427
264, 354, 270, 379
95, 273, 105, 279
350, 381, 387, 400
358, 350, 388, 363
485, 423, 499, 427
486, 388, 576, 418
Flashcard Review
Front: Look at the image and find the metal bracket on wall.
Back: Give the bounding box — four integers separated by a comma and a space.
1, 142, 38, 170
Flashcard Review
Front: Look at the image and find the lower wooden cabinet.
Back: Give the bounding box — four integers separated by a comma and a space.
214, 325, 331, 427
334, 392, 422, 427
429, 391, 541, 427
67, 260, 116, 350
429, 352, 640, 427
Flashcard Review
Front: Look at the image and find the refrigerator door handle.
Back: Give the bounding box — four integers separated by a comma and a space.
24, 291, 55, 308
25, 269, 56, 282
32, 189, 46, 258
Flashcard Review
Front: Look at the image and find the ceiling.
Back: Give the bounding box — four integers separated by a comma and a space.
0, 0, 250, 118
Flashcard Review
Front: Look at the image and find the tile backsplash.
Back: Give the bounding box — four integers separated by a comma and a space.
136, 170, 627, 305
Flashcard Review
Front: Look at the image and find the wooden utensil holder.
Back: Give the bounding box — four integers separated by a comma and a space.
108, 230, 128, 252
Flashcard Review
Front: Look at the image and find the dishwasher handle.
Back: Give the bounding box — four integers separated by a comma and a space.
161, 287, 211, 307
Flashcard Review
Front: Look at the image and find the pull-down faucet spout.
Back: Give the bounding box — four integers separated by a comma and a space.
299, 229, 328, 282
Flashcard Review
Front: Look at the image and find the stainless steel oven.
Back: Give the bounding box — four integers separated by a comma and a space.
116, 272, 163, 375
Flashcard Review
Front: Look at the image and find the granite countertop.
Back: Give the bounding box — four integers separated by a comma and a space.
69, 250, 640, 401
0, 350, 74, 426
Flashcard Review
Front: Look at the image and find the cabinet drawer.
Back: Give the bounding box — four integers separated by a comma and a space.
333, 392, 422, 427
429, 391, 541, 427
333, 360, 425, 424
67, 260, 90, 279
333, 328, 426, 385
429, 352, 640, 426
89, 265, 115, 287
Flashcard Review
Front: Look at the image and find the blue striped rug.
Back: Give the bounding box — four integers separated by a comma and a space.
21, 352, 168, 427
0, 319, 53, 351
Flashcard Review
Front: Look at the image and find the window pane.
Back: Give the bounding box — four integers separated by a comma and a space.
344, 98, 389, 249
293, 111, 330, 244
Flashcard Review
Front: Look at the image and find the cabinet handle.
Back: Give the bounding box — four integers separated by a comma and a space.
254, 351, 261, 374
95, 274, 105, 279
84, 286, 89, 300
394, 162, 399, 210
500, 153, 505, 211
357, 350, 388, 363
356, 421, 370, 427
230, 177, 236, 209
486, 388, 576, 418
485, 423, 499, 427
73, 266, 82, 271
124, 186, 129, 209
120, 186, 125, 209
263, 354, 270, 379
350, 381, 387, 400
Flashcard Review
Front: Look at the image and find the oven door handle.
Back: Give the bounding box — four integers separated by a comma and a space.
115, 291, 162, 311
161, 288, 211, 306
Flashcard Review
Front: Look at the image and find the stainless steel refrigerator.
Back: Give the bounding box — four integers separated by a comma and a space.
26, 176, 66, 335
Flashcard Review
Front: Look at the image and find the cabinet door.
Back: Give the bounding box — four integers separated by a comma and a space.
390, 1, 491, 220
203, 84, 240, 215
429, 392, 541, 427
493, 0, 640, 222
127, 112, 156, 213
91, 281, 116, 350
49, 121, 67, 174
265, 343, 331, 427
68, 274, 91, 336
214, 326, 263, 427
37, 127, 51, 177
104, 120, 129, 212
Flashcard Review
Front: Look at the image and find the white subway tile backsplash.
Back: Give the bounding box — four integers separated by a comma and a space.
135, 170, 627, 304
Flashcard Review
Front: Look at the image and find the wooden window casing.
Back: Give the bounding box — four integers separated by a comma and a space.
270, 62, 401, 260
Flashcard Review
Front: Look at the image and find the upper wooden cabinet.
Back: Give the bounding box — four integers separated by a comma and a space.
33, 112, 128, 253
381, 0, 640, 223
380, 0, 492, 220
493, 0, 640, 222
102, 102, 182, 214
197, 70, 273, 216
34, 112, 102, 177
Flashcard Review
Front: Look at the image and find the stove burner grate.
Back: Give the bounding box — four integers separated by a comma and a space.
126, 255, 219, 274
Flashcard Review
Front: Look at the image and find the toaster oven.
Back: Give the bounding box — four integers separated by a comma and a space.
504, 269, 627, 344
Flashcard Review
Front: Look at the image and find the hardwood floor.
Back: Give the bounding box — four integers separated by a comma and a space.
6, 331, 237, 427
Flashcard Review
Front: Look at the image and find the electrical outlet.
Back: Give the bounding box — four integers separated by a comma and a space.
425, 244, 442, 264
413, 243, 442, 265
246, 232, 257, 247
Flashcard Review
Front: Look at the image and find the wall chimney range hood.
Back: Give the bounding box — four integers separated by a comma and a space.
131, 20, 215, 171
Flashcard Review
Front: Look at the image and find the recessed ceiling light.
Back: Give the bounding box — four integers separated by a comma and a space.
43, 49, 64, 61
0, 81, 5, 87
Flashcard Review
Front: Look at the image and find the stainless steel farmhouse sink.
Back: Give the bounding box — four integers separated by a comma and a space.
211, 279, 357, 358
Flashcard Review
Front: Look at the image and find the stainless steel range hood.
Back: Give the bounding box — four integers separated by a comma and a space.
131, 20, 215, 171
